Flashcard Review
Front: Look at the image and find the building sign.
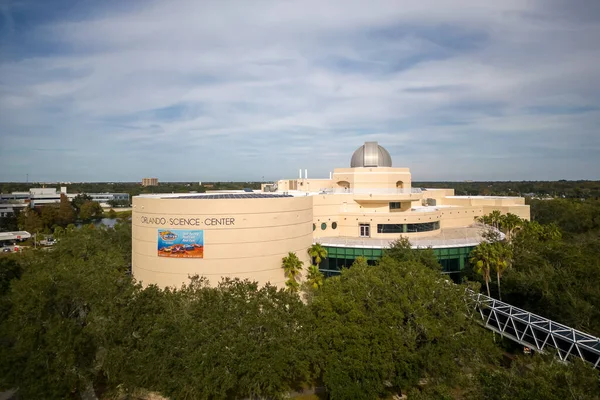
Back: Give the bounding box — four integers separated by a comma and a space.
157, 229, 204, 258
141, 216, 235, 227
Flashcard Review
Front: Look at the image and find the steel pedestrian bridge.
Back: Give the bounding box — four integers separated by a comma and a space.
465, 289, 600, 368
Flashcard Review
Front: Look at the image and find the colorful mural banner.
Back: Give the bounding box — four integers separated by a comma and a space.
157, 229, 204, 258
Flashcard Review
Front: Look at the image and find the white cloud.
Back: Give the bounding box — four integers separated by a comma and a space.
0, 0, 599, 181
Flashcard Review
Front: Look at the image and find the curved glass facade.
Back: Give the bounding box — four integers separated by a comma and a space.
319, 244, 475, 277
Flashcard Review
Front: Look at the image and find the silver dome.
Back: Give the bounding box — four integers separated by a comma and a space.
350, 141, 392, 168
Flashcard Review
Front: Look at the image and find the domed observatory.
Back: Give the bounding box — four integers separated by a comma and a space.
350, 141, 392, 168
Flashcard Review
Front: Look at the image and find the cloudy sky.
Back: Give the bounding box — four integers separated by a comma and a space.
1, 0, 599, 182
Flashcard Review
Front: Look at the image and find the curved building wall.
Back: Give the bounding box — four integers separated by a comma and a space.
132, 195, 313, 289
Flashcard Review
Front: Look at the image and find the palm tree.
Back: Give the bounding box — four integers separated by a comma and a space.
470, 241, 495, 297
306, 265, 324, 289
489, 210, 502, 230
307, 243, 328, 268
491, 242, 513, 301
499, 213, 523, 242
281, 252, 303, 293
306, 243, 327, 290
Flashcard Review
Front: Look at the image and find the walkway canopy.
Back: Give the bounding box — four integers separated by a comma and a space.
0, 231, 31, 242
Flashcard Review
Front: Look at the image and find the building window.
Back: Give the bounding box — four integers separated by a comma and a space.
359, 224, 370, 237
377, 224, 404, 233
313, 223, 316, 231
332, 222, 338, 230
321, 223, 327, 230
377, 221, 440, 234
389, 202, 401, 210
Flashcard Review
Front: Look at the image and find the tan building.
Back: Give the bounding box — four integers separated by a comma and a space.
142, 177, 159, 186
133, 142, 529, 288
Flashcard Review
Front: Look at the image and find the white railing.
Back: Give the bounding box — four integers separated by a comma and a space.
319, 188, 422, 195
314, 236, 481, 249
466, 289, 600, 369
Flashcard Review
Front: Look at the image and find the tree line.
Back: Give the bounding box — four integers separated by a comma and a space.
0, 194, 120, 234
413, 180, 600, 199
0, 181, 265, 200
1, 223, 599, 399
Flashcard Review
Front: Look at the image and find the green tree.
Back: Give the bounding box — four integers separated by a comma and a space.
17, 208, 43, 234
107, 208, 117, 219
108, 277, 314, 400
490, 241, 512, 301
79, 200, 103, 221
499, 213, 523, 242
467, 354, 600, 400
489, 210, 502, 230
385, 237, 441, 271
305, 265, 324, 290
470, 241, 495, 297
307, 243, 327, 268
71, 194, 93, 214
309, 255, 497, 399
501, 222, 600, 336
56, 193, 75, 227
306, 244, 326, 290
0, 225, 135, 399
39, 205, 59, 231
281, 252, 303, 293
351, 255, 369, 268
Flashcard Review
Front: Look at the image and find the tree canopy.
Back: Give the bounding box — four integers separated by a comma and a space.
309, 254, 497, 399
3, 202, 600, 399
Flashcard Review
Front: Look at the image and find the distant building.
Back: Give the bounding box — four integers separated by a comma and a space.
87, 193, 130, 207
142, 178, 159, 186
0, 187, 131, 211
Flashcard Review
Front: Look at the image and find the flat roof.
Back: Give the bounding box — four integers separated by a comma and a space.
138, 193, 293, 200
411, 205, 460, 212
0, 231, 31, 241
445, 195, 519, 199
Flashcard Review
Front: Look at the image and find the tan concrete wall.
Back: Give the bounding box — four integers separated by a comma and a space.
438, 206, 483, 228
422, 189, 455, 204
332, 167, 412, 190
132, 196, 313, 289
481, 205, 531, 221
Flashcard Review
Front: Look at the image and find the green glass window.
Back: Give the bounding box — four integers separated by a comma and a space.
313, 223, 316, 231
321, 222, 327, 230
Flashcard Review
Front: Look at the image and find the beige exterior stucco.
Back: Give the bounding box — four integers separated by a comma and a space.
132, 141, 530, 289
132, 195, 313, 289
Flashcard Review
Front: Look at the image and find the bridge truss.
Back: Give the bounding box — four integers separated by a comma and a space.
465, 289, 600, 369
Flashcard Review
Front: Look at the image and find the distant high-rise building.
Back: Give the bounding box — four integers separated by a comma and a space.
142, 178, 158, 187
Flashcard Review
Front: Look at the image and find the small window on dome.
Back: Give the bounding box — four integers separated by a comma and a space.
332, 222, 338, 229
321, 223, 327, 230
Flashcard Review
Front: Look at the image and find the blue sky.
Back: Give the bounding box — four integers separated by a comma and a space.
1, 0, 599, 182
